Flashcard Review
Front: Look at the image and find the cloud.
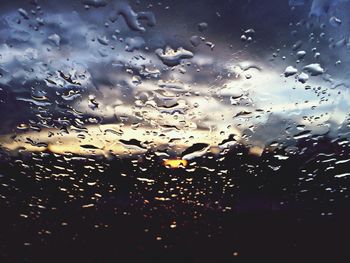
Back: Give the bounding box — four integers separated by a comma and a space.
0, 0, 349, 154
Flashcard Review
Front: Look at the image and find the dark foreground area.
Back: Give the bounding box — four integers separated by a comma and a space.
1, 137, 350, 262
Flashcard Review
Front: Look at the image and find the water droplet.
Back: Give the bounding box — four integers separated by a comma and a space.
284, 66, 298, 77
155, 46, 193, 66
303, 63, 324, 76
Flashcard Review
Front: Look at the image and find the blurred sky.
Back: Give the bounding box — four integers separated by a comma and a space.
0, 0, 349, 154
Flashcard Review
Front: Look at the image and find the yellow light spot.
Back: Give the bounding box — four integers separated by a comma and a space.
249, 146, 264, 156
163, 159, 188, 169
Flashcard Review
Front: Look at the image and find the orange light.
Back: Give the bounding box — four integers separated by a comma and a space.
163, 159, 188, 169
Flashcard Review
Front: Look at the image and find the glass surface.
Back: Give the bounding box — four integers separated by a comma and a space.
0, 0, 349, 262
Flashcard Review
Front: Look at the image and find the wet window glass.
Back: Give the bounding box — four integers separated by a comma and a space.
0, 0, 349, 262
